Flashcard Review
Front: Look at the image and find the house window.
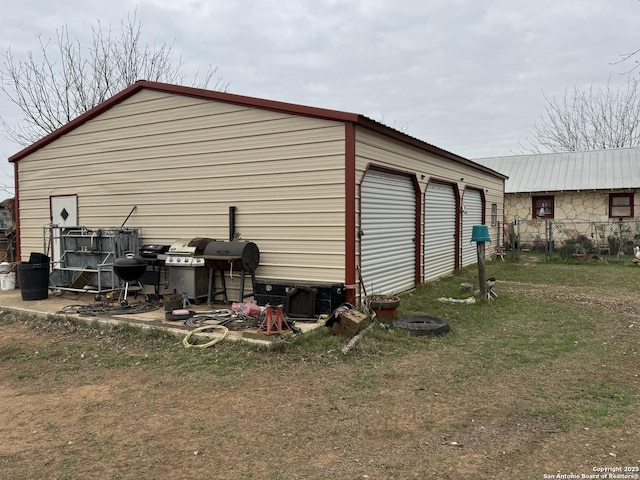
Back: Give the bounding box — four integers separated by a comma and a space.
491, 203, 498, 226
609, 193, 634, 218
533, 195, 554, 219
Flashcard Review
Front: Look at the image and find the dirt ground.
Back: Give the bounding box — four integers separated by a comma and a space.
1, 281, 639, 480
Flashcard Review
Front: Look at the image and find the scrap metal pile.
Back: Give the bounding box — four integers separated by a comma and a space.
56, 296, 300, 337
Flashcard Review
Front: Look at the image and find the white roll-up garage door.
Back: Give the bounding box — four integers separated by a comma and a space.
461, 189, 484, 267
361, 170, 416, 295
423, 182, 457, 281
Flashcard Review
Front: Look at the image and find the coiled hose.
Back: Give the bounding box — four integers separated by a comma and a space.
182, 324, 229, 348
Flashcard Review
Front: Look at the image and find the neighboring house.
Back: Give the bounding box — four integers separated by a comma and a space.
475, 147, 640, 249
9, 81, 505, 301
0, 201, 13, 230
0, 198, 14, 262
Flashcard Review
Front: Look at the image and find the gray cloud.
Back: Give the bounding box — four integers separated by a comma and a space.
1, 0, 638, 193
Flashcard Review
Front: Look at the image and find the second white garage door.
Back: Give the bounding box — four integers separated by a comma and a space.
461, 188, 483, 267
423, 182, 457, 281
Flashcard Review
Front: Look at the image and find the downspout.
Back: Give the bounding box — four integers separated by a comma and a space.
229, 206, 236, 241
345, 122, 357, 304
413, 176, 422, 285
454, 184, 461, 270
480, 189, 487, 224
13, 161, 20, 261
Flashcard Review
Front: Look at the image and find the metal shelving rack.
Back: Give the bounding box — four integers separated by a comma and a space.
43, 225, 140, 296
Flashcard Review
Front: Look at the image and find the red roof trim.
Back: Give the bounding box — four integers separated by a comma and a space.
8, 80, 506, 180
8, 80, 363, 162
141, 81, 363, 123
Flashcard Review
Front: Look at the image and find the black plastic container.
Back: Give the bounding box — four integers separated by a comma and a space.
18, 253, 50, 301
254, 279, 345, 316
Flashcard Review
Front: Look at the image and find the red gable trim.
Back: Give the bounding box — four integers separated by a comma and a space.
8, 80, 362, 162
8, 80, 506, 179
142, 81, 363, 123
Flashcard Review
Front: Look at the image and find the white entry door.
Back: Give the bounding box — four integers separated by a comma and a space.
50, 195, 78, 263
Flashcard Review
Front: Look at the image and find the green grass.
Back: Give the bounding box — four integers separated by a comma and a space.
2, 260, 637, 382
1, 258, 639, 479
527, 381, 636, 430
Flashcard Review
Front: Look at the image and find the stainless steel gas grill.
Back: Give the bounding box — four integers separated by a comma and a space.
165, 238, 212, 303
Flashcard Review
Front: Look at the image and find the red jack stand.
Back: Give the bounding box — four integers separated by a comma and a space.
258, 304, 291, 335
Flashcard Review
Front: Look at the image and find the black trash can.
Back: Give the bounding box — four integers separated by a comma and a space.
18, 253, 50, 301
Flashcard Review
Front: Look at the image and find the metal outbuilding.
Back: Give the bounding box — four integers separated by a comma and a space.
9, 81, 505, 302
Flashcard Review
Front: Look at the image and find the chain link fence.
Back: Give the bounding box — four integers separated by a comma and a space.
499, 219, 640, 261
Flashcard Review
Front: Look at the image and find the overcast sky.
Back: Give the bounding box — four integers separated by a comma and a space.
1, 0, 639, 195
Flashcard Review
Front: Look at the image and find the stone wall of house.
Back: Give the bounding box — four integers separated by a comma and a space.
505, 191, 614, 223
503, 190, 640, 251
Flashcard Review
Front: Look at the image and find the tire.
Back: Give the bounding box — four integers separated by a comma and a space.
393, 315, 450, 336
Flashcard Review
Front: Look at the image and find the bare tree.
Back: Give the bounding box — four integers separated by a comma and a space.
1, 12, 227, 147
611, 46, 640, 75
527, 79, 640, 153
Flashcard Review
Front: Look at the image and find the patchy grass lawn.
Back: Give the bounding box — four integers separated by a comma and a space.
1, 257, 639, 480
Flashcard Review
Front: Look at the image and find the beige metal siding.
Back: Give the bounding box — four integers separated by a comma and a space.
355, 127, 504, 284
17, 90, 347, 298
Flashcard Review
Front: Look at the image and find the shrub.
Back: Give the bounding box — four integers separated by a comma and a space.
559, 234, 594, 258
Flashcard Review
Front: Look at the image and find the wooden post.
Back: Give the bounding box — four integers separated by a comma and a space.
477, 241, 487, 300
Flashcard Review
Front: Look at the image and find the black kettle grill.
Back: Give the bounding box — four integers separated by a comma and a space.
113, 253, 147, 305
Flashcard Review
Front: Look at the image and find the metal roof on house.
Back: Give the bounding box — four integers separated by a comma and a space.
473, 147, 640, 193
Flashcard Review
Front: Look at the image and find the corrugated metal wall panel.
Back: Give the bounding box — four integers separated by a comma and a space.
360, 170, 416, 295
19, 169, 346, 195
16, 90, 348, 297
423, 182, 457, 281
82, 113, 323, 141
355, 128, 504, 292
461, 189, 483, 267
26, 127, 345, 163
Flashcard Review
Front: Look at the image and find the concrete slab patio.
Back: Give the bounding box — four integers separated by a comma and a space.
0, 287, 322, 345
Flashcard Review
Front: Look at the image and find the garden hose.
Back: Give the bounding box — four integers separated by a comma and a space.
57, 302, 159, 317
182, 324, 229, 348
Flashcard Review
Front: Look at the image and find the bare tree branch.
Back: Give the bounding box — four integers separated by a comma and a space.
0, 11, 228, 147
525, 79, 640, 153
611, 47, 640, 74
